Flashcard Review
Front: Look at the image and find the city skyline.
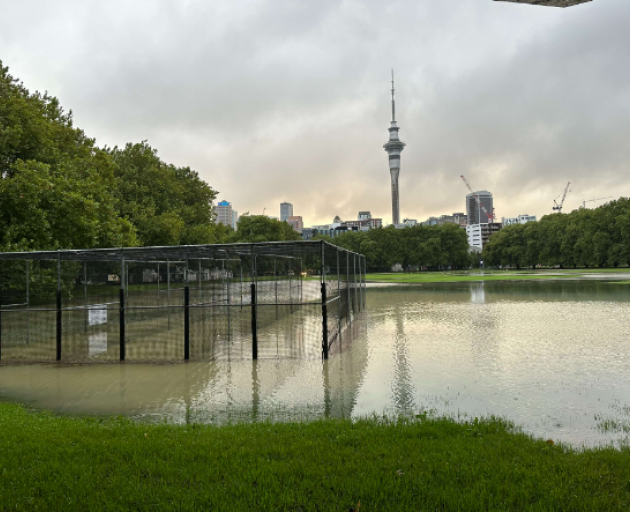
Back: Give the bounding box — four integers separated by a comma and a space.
1, 0, 626, 226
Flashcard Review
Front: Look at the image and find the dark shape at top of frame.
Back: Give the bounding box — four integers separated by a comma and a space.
0, 240, 362, 262
494, 0, 592, 7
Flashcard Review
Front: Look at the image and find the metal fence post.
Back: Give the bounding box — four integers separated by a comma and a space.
357, 255, 362, 313
337, 250, 341, 343
26, 260, 30, 344
230, 251, 234, 341
322, 281, 328, 360
167, 258, 171, 330
83, 261, 87, 332
56, 253, 62, 361
185, 258, 190, 360
321, 241, 328, 358
347, 252, 351, 323
198, 260, 202, 304
353, 254, 358, 316
240, 264, 243, 311
184, 285, 190, 360
120, 256, 125, 361
251, 246, 258, 360
274, 257, 278, 320
363, 255, 367, 311
251, 282, 258, 360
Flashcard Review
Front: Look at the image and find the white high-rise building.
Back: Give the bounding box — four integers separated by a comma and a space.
280, 202, 293, 222
466, 223, 503, 251
215, 200, 237, 229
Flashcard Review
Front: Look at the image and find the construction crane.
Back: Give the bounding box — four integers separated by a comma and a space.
553, 182, 571, 213
460, 175, 495, 223
582, 197, 612, 209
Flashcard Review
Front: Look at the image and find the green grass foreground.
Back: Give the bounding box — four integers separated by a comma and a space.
1, 403, 630, 510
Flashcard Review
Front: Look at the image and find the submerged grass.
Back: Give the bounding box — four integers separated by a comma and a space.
365, 272, 577, 283
366, 268, 630, 283
1, 402, 630, 511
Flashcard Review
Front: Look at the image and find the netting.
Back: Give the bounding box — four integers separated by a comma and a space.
0, 241, 366, 363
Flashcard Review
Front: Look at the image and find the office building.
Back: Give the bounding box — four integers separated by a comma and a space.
466, 191, 494, 224
215, 200, 237, 229
280, 202, 293, 222
466, 223, 503, 251
358, 211, 372, 221
287, 216, 303, 230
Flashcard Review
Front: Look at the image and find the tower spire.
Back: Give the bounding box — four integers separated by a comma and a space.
391, 69, 396, 123
383, 70, 406, 226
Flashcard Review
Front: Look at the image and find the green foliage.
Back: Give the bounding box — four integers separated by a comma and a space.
328, 224, 470, 271
108, 142, 218, 246
0, 60, 221, 252
484, 198, 630, 268
228, 215, 302, 243
2, 402, 630, 511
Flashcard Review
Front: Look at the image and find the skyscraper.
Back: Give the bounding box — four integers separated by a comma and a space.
280, 202, 293, 222
383, 71, 406, 226
466, 191, 494, 224
215, 200, 237, 229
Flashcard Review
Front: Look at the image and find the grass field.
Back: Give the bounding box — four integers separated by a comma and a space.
366, 268, 630, 284
2, 402, 630, 511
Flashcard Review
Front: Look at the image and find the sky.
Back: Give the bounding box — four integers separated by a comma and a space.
1, 0, 627, 226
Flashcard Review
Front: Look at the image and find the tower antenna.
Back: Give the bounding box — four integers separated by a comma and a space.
391, 69, 396, 122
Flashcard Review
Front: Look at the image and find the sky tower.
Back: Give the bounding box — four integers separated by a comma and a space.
383, 70, 405, 226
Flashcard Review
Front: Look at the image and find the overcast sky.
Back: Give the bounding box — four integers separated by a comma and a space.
0, 0, 626, 225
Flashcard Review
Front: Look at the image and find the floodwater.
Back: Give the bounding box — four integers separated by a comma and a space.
2, 280, 630, 448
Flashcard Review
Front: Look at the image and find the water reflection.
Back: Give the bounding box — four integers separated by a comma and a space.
2, 280, 630, 447
470, 282, 485, 304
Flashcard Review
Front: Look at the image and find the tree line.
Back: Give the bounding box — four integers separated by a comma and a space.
316, 223, 471, 271
0, 61, 300, 252
483, 198, 630, 269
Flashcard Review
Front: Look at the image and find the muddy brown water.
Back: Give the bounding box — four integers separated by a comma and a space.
2, 280, 630, 448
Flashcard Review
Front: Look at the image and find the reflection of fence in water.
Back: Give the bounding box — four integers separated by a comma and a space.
0, 241, 366, 363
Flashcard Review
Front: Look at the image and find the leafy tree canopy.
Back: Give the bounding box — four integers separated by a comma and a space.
0, 60, 221, 251
483, 198, 630, 269
317, 223, 471, 271
228, 215, 302, 243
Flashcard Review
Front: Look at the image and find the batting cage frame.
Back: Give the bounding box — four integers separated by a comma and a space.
0, 241, 366, 363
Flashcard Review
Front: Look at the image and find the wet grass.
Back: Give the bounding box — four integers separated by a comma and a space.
366, 272, 575, 283
366, 268, 630, 283
2, 402, 630, 511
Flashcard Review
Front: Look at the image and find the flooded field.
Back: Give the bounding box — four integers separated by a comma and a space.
2, 280, 630, 448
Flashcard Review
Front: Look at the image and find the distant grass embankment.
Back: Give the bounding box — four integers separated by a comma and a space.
366, 268, 630, 284
2, 402, 630, 510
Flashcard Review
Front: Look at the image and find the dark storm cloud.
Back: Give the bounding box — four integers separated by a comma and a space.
0, 0, 626, 224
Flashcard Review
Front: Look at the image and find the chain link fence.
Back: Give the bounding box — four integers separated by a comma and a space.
0, 241, 366, 363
